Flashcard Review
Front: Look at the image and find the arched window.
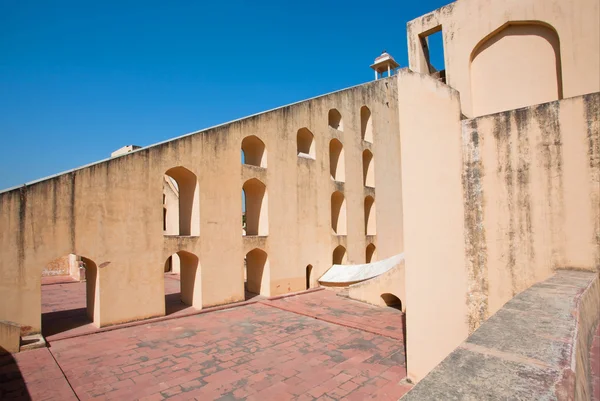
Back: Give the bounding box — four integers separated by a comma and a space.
362, 150, 375, 187
470, 22, 562, 116
164, 251, 201, 314
297, 128, 316, 159
361, 106, 373, 143
332, 245, 347, 265
164, 166, 200, 236
306, 264, 313, 289
329, 139, 345, 182
328, 109, 343, 131
364, 196, 376, 235
241, 135, 267, 167
366, 243, 377, 263
245, 248, 269, 297
243, 178, 268, 236
331, 191, 347, 235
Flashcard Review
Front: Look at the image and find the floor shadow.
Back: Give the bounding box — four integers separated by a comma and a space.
42, 308, 92, 337
0, 347, 31, 400
244, 289, 261, 301
165, 293, 193, 315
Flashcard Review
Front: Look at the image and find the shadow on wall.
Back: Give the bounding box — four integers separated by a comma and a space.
0, 348, 31, 400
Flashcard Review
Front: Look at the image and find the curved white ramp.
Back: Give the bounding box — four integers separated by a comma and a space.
319, 253, 404, 284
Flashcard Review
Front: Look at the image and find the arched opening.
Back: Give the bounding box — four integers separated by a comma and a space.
297, 128, 316, 159
328, 108, 343, 131
245, 248, 270, 299
364, 196, 376, 235
332, 245, 347, 265
329, 139, 345, 182
470, 21, 562, 117
331, 191, 347, 235
306, 264, 313, 289
164, 166, 199, 236
361, 106, 373, 143
362, 150, 375, 187
242, 178, 268, 236
241, 135, 267, 168
366, 244, 377, 263
164, 251, 201, 315
381, 293, 402, 311
41, 255, 99, 338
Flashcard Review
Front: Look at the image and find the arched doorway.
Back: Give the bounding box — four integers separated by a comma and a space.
41, 255, 99, 337
245, 248, 270, 299
164, 251, 201, 315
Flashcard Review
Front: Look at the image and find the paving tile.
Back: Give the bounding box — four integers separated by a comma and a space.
3, 284, 409, 400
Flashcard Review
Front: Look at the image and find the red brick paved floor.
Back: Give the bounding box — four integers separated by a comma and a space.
41, 274, 198, 340
11, 283, 409, 400
0, 348, 77, 400
591, 321, 600, 401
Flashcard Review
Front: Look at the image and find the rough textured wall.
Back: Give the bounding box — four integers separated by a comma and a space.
402, 271, 600, 401
0, 77, 403, 334
407, 0, 600, 117
462, 93, 600, 328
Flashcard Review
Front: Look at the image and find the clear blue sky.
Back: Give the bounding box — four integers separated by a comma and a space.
0, 0, 448, 191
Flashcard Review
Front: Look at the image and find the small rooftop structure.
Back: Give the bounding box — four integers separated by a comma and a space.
111, 145, 141, 158
370, 51, 400, 80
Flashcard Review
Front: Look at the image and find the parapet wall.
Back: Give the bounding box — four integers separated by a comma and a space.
402, 270, 600, 400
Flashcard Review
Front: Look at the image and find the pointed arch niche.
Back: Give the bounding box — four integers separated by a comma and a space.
366, 243, 377, 263
362, 149, 375, 187
360, 106, 373, 143
241, 135, 267, 167
164, 251, 201, 314
328, 109, 343, 131
329, 139, 345, 182
297, 128, 316, 159
332, 245, 347, 265
331, 191, 347, 235
164, 166, 200, 236
364, 196, 376, 235
245, 248, 270, 298
243, 178, 268, 236
470, 21, 562, 117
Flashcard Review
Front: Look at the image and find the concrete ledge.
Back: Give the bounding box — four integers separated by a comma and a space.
402, 270, 600, 400
0, 320, 21, 354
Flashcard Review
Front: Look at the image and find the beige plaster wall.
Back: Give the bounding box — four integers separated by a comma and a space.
397, 69, 469, 383
347, 261, 405, 312
462, 93, 600, 327
0, 78, 404, 335
407, 0, 600, 118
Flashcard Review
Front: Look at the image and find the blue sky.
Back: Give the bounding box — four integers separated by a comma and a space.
0, 0, 449, 191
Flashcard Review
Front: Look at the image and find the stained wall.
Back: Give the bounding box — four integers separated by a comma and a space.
0, 77, 403, 334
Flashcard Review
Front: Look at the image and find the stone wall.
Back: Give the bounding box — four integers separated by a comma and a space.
402, 270, 600, 400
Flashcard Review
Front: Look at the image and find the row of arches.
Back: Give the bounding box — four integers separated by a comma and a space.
241, 134, 374, 186
163, 165, 374, 238
329, 106, 373, 144
332, 243, 377, 265
331, 193, 376, 235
